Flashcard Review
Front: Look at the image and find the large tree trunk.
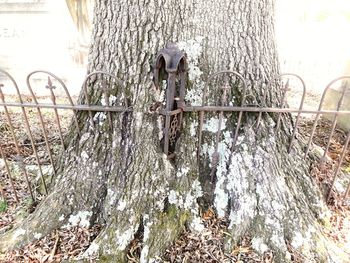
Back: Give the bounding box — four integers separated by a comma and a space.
0, 0, 343, 262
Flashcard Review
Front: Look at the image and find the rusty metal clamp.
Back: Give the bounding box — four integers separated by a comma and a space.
153, 43, 187, 157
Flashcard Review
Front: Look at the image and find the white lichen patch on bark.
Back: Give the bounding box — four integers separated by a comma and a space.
291, 232, 304, 248
115, 227, 137, 250
177, 166, 189, 178
101, 94, 117, 106
201, 128, 236, 217
117, 200, 127, 211
185, 87, 204, 106
143, 217, 152, 242
79, 241, 100, 260
62, 211, 92, 229
204, 117, 227, 133
251, 237, 269, 253
168, 190, 178, 205
227, 152, 257, 225
189, 216, 205, 232
177, 37, 205, 106
33, 233, 42, 240
140, 245, 149, 263
178, 36, 204, 82
134, 112, 144, 130
167, 177, 203, 212
80, 150, 89, 161
106, 189, 118, 206
93, 112, 107, 126
13, 228, 26, 239
189, 120, 198, 137
79, 132, 91, 145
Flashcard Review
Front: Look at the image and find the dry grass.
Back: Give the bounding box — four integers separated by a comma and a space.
161, 209, 274, 263
0, 225, 101, 263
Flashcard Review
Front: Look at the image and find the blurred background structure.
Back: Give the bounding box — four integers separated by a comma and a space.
276, 0, 350, 92
0, 0, 93, 95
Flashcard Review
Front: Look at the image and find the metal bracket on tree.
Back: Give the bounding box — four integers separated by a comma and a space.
153, 43, 187, 157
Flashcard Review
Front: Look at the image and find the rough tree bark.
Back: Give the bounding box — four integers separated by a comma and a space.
0, 0, 346, 262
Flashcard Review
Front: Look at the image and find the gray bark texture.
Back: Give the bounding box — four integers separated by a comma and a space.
0, 0, 345, 262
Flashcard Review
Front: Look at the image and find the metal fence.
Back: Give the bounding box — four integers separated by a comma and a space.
0, 65, 350, 211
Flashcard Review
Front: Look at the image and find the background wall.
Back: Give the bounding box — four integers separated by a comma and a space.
276, 0, 350, 92
0, 0, 85, 95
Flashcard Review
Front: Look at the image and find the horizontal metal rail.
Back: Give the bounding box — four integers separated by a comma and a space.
0, 102, 132, 112
1, 102, 349, 116
183, 106, 350, 115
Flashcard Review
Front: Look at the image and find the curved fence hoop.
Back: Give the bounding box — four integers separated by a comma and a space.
267, 73, 306, 152
82, 71, 127, 106
27, 70, 82, 152
0, 68, 24, 202
81, 71, 128, 129
305, 75, 350, 158
0, 68, 23, 103
0, 69, 40, 199
26, 70, 81, 137
26, 70, 73, 105
202, 70, 247, 107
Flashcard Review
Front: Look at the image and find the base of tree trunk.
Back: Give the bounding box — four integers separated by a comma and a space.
1, 115, 349, 263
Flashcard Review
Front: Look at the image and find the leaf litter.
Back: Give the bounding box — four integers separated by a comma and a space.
1, 106, 350, 262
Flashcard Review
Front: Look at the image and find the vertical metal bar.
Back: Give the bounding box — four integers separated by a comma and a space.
322, 82, 347, 159
163, 73, 176, 155
288, 75, 306, 153
0, 144, 19, 203
305, 85, 333, 158
82, 75, 95, 129
231, 74, 247, 150
10, 80, 48, 195
21, 112, 48, 194
63, 89, 81, 137
198, 77, 209, 159
102, 76, 113, 128
256, 82, 269, 130
197, 111, 204, 159
276, 79, 289, 131
210, 80, 229, 181
0, 86, 34, 201
164, 114, 170, 156
26, 76, 57, 176
344, 181, 350, 202
0, 183, 5, 201
327, 129, 350, 202
46, 77, 65, 150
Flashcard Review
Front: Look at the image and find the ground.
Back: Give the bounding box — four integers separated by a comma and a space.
0, 93, 350, 262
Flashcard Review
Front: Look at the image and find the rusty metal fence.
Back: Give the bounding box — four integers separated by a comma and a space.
0, 64, 350, 210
